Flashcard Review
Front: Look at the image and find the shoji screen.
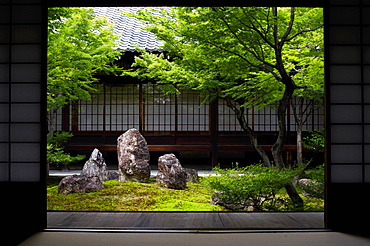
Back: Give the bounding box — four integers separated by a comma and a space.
0, 0, 45, 245
326, 0, 370, 234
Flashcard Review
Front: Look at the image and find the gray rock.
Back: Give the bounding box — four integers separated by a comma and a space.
58, 174, 104, 195
184, 168, 200, 183
81, 148, 110, 181
109, 171, 119, 180
156, 153, 187, 190
117, 129, 150, 183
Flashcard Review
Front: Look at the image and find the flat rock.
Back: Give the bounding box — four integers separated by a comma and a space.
58, 174, 104, 195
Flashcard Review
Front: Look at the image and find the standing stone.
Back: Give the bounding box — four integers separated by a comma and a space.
81, 148, 110, 181
58, 174, 104, 195
156, 153, 187, 190
184, 168, 200, 183
117, 129, 150, 183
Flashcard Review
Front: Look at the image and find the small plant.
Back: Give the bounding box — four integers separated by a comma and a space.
202, 164, 303, 211
47, 131, 85, 167
302, 129, 324, 153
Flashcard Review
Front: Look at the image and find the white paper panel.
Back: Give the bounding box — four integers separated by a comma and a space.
331, 145, 362, 163
12, 25, 41, 43
0, 84, 9, 102
10, 143, 40, 162
330, 85, 361, 103
0, 143, 9, 162
10, 163, 39, 182
11, 104, 40, 122
330, 46, 361, 64
0, 45, 9, 62
365, 106, 370, 123
365, 165, 370, 183
331, 165, 363, 183
11, 45, 41, 63
0, 163, 9, 181
329, 27, 361, 44
0, 104, 9, 122
0, 64, 9, 82
364, 85, 370, 103
10, 124, 40, 142
331, 105, 362, 123
331, 125, 363, 143
12, 6, 42, 23
0, 6, 10, 24
331, 66, 361, 84
0, 25, 10, 43
11, 64, 41, 82
0, 124, 9, 141
11, 84, 41, 102
365, 145, 370, 163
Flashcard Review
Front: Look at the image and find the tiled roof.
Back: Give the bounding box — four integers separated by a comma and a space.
93, 7, 166, 52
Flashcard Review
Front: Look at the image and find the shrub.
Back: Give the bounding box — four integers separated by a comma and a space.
47, 131, 85, 166
298, 164, 324, 199
302, 129, 324, 153
202, 164, 302, 211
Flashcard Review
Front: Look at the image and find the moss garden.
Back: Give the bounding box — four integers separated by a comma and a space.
47, 176, 324, 212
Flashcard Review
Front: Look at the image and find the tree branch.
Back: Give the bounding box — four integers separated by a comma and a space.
285, 24, 324, 42
211, 7, 277, 70
280, 7, 295, 45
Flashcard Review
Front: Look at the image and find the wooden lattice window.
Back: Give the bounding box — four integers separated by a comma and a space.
142, 84, 176, 132
77, 84, 104, 131
177, 89, 209, 132
105, 83, 140, 131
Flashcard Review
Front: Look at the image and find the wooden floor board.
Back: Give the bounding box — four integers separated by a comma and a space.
47, 212, 324, 230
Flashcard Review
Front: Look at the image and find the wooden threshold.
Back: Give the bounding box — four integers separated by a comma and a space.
47, 211, 324, 230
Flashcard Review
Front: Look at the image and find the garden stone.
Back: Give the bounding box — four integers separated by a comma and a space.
156, 153, 187, 190
298, 178, 323, 198
117, 128, 150, 183
184, 168, 200, 183
58, 174, 104, 195
81, 148, 110, 181
109, 171, 119, 180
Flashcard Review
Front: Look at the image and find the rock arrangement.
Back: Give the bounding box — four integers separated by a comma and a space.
81, 148, 110, 181
58, 129, 200, 195
58, 174, 104, 195
156, 153, 187, 190
117, 128, 151, 183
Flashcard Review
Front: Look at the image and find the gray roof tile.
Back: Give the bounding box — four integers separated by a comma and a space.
93, 7, 166, 52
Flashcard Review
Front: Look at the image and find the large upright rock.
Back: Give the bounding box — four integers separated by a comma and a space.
81, 148, 110, 181
156, 153, 187, 190
117, 129, 150, 183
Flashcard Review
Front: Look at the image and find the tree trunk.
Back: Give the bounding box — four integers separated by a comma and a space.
271, 83, 303, 208
225, 98, 272, 167
296, 113, 303, 167
47, 107, 58, 141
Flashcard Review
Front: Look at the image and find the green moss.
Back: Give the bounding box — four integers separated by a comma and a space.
47, 177, 225, 211
47, 177, 323, 212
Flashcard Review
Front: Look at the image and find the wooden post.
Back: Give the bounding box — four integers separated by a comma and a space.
210, 100, 219, 167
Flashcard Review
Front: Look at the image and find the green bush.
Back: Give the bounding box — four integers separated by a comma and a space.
298, 164, 324, 199
302, 129, 324, 153
202, 165, 302, 211
47, 131, 85, 166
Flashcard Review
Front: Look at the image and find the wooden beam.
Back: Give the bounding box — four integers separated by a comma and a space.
67, 144, 303, 152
